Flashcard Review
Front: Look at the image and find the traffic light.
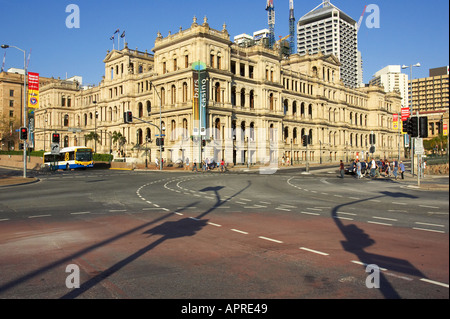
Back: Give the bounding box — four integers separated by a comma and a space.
302, 135, 308, 147
202, 139, 206, 147
19, 127, 28, 140
410, 117, 418, 138
124, 111, 133, 123
52, 133, 60, 144
156, 138, 164, 147
402, 119, 409, 133
419, 116, 428, 138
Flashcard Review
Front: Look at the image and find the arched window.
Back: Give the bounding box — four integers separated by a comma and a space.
269, 93, 274, 111
292, 101, 297, 116
250, 90, 255, 109
171, 85, 176, 105
269, 124, 274, 141
240, 89, 245, 107
284, 99, 288, 115
308, 104, 313, 119
146, 101, 151, 115
138, 102, 143, 118
215, 118, 221, 140
215, 82, 221, 103
249, 122, 255, 141
182, 119, 188, 139
231, 86, 236, 106
171, 120, 176, 140
63, 114, 69, 127
161, 88, 165, 105
182, 82, 188, 103
309, 129, 313, 144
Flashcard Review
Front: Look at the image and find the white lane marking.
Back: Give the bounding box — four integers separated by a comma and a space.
300, 211, 320, 216
189, 217, 200, 221
368, 221, 392, 227
258, 236, 283, 244
109, 209, 127, 213
419, 205, 439, 209
392, 202, 407, 205
350, 260, 388, 271
28, 214, 51, 219
275, 207, 291, 212
231, 229, 248, 235
71, 212, 91, 215
0, 218, 10, 222
412, 227, 445, 234
334, 195, 343, 198
414, 222, 445, 228
175, 212, 183, 216
420, 278, 449, 288
333, 216, 353, 220
207, 222, 222, 227
338, 212, 357, 216
373, 216, 398, 222
300, 247, 329, 256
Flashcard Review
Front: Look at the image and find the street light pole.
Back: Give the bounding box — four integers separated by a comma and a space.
402, 63, 420, 176
1, 44, 27, 178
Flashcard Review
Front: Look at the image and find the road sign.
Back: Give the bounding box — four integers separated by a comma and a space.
51, 143, 60, 155
414, 138, 424, 155
68, 127, 82, 133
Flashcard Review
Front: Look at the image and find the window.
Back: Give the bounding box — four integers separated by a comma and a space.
210, 54, 215, 68
173, 58, 177, 71
9, 110, 13, 117
9, 100, 14, 107
217, 56, 221, 69
62, 96, 66, 107
185, 55, 189, 68
9, 90, 14, 97
163, 62, 166, 74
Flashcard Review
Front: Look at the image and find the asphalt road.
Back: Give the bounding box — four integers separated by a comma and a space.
0, 168, 448, 302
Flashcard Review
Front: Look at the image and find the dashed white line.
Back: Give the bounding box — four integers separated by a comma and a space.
373, 216, 398, 222
28, 214, 51, 219
412, 227, 445, 234
0, 218, 10, 222
275, 207, 291, 212
207, 222, 222, 227
415, 222, 444, 228
258, 236, 283, 244
420, 278, 449, 288
368, 221, 392, 227
300, 247, 329, 256
419, 205, 440, 209
392, 202, 407, 205
300, 211, 320, 216
71, 212, 91, 215
231, 229, 249, 235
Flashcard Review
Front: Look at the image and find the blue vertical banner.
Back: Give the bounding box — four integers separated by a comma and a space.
192, 61, 208, 137
199, 70, 208, 136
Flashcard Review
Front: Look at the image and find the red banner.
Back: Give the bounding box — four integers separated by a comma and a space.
401, 107, 410, 121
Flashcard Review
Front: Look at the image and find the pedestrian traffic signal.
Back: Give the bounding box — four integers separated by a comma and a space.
156, 138, 164, 146
19, 127, 28, 140
52, 133, 60, 144
124, 111, 133, 123
419, 116, 428, 138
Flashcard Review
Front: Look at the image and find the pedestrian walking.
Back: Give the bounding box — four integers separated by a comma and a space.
356, 159, 362, 179
192, 161, 199, 172
155, 157, 159, 169
370, 158, 376, 178
220, 159, 225, 172
392, 159, 398, 179
399, 161, 405, 179
184, 157, 190, 171
339, 160, 345, 178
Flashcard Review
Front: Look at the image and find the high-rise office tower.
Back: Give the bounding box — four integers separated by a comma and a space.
297, 0, 359, 88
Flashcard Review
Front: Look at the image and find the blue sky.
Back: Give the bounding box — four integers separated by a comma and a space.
0, 0, 448, 85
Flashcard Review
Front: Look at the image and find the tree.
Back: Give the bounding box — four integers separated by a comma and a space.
84, 132, 100, 148
111, 131, 126, 153
0, 116, 21, 151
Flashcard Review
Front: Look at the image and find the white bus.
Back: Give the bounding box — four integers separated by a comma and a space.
44, 146, 94, 170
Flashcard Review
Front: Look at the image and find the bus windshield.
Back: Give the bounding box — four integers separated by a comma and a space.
76, 149, 93, 162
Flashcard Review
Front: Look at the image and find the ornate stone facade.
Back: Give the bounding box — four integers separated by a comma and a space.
33, 17, 402, 165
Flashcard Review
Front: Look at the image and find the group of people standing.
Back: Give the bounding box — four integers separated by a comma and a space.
340, 158, 406, 180
186, 158, 227, 173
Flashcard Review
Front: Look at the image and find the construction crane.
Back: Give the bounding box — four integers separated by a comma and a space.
289, 0, 296, 54
356, 5, 367, 34
266, 0, 275, 49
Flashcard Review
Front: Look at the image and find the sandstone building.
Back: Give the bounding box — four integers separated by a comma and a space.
32, 17, 402, 165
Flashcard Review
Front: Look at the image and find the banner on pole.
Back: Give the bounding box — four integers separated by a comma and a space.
28, 72, 39, 109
